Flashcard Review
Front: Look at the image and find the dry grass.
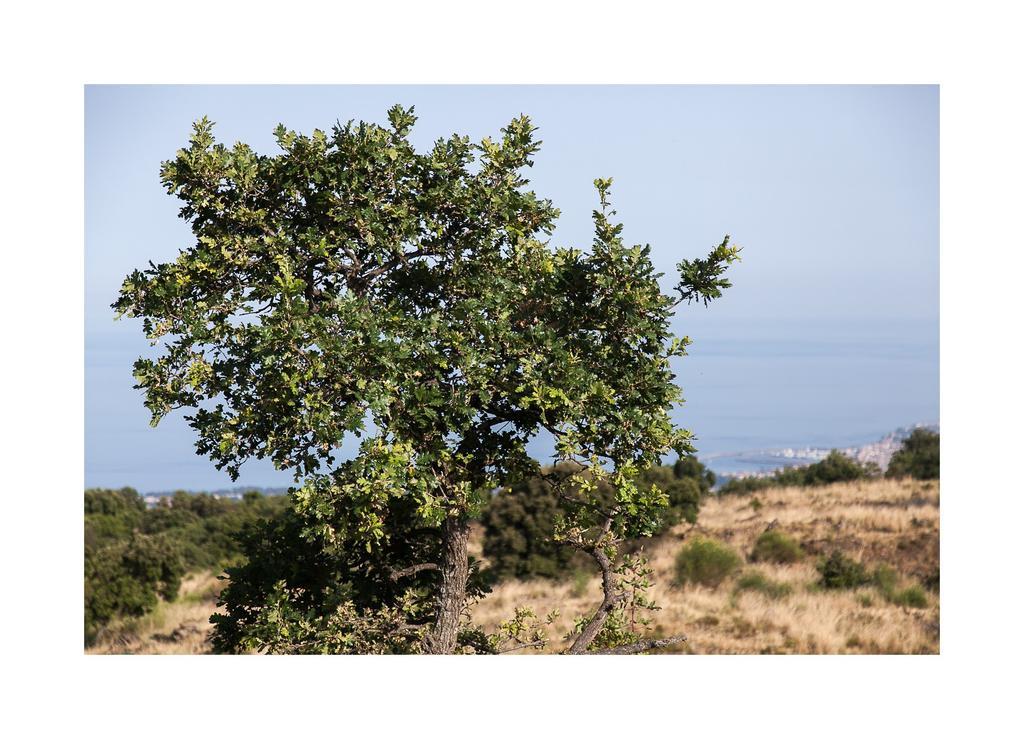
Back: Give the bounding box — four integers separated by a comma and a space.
470, 478, 939, 654
89, 478, 938, 655
86, 572, 224, 655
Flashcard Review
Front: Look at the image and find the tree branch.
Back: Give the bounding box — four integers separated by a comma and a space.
388, 563, 439, 582
565, 515, 622, 655
588, 635, 688, 655
496, 639, 547, 654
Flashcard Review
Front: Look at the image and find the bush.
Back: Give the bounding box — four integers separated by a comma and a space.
816, 551, 871, 589
888, 585, 928, 609
673, 537, 742, 588
871, 564, 899, 595
749, 529, 804, 564
734, 570, 792, 599
886, 429, 939, 480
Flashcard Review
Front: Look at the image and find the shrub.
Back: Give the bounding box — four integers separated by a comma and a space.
888, 585, 928, 608
816, 551, 870, 589
749, 529, 804, 563
734, 570, 792, 599
871, 564, 899, 596
674, 537, 742, 588
886, 429, 939, 480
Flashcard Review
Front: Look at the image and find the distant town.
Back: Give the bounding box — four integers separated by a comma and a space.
704, 422, 939, 480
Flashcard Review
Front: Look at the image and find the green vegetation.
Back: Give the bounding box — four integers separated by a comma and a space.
886, 429, 939, 480
719, 450, 880, 495
815, 552, 929, 608
870, 564, 928, 608
480, 464, 600, 582
816, 551, 871, 589
481, 457, 715, 582
749, 529, 804, 564
84, 488, 288, 645
673, 537, 742, 588
887, 585, 929, 609
733, 570, 792, 599
113, 106, 737, 654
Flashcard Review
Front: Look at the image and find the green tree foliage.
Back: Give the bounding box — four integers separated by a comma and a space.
113, 106, 737, 654
481, 456, 715, 583
84, 487, 145, 551
85, 532, 185, 645
886, 429, 939, 480
480, 463, 596, 581
84, 489, 288, 645
718, 450, 879, 495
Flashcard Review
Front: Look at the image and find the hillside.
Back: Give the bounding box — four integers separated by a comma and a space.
87, 477, 938, 655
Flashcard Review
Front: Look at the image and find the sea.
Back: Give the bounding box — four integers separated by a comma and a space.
86, 320, 939, 492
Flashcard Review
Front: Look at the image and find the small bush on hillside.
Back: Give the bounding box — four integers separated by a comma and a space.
734, 570, 792, 599
886, 429, 939, 480
871, 564, 899, 596
888, 585, 928, 608
674, 537, 742, 588
749, 529, 804, 563
817, 551, 871, 589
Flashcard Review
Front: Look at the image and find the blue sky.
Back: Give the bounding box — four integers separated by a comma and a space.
85, 85, 938, 491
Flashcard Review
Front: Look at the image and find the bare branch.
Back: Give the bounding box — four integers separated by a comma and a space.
388, 563, 439, 582
588, 635, 688, 655
565, 515, 622, 655
496, 639, 547, 654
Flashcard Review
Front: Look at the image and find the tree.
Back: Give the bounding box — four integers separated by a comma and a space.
886, 428, 939, 480
480, 456, 713, 584
114, 106, 738, 654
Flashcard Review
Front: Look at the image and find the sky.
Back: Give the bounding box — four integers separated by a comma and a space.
85, 85, 938, 492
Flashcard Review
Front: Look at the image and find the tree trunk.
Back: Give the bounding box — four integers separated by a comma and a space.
425, 515, 470, 654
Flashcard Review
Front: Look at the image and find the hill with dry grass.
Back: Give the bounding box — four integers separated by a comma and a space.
87, 477, 938, 655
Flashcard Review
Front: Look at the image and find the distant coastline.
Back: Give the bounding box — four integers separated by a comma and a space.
701, 422, 939, 479
137, 421, 938, 505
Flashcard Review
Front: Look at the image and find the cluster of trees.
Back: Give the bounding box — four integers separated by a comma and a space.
84, 488, 288, 645
717, 450, 879, 495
